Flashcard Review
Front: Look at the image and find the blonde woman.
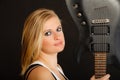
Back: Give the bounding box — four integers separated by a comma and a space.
21, 8, 110, 80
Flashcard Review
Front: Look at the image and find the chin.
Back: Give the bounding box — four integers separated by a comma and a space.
57, 47, 64, 53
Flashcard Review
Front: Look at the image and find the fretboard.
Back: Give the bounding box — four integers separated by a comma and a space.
95, 52, 107, 79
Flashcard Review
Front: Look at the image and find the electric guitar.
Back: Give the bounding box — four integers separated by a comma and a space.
65, 0, 120, 79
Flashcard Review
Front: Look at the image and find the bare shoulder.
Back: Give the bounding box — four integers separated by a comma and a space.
27, 66, 54, 80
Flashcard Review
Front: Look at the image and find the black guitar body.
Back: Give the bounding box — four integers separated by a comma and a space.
65, 0, 120, 79
82, 0, 120, 66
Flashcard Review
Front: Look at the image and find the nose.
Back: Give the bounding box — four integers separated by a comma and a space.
54, 32, 61, 40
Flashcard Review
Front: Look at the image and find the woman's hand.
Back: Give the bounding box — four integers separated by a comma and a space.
90, 74, 110, 80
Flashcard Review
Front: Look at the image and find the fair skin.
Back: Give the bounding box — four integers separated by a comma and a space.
27, 16, 110, 80
28, 16, 65, 80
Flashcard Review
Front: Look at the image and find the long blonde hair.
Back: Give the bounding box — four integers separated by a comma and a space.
21, 8, 59, 75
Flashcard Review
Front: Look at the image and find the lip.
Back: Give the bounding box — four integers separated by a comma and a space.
54, 41, 63, 46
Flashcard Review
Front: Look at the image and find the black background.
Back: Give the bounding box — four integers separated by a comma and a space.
0, 0, 120, 80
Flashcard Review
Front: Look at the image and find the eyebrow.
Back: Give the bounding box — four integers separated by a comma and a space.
43, 25, 62, 32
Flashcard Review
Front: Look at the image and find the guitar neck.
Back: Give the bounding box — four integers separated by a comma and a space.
95, 52, 107, 79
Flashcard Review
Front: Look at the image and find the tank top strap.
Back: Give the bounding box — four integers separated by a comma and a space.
24, 61, 61, 80
32, 61, 61, 80
24, 61, 69, 80
57, 65, 69, 80
23, 64, 42, 80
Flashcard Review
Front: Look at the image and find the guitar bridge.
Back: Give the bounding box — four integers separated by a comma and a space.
92, 19, 110, 24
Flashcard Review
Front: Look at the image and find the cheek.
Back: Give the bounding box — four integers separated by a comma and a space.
41, 38, 53, 52
42, 38, 52, 48
62, 34, 65, 44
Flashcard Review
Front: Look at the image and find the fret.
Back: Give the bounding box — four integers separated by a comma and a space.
95, 65, 106, 67
95, 59, 106, 61
95, 57, 106, 59
95, 67, 106, 69
95, 71, 106, 73
95, 52, 107, 79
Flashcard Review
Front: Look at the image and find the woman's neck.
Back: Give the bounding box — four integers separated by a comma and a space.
38, 52, 58, 69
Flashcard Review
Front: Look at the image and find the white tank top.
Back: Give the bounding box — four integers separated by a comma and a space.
29, 61, 68, 80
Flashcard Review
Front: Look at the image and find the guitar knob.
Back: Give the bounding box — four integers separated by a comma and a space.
77, 12, 82, 17
81, 21, 86, 26
73, 4, 79, 9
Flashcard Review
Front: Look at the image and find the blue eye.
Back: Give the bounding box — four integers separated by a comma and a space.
57, 27, 62, 32
44, 31, 52, 36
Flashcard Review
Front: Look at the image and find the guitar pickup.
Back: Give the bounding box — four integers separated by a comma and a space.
91, 43, 110, 52
91, 25, 110, 35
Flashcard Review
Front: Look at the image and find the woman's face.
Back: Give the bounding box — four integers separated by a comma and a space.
41, 16, 65, 54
